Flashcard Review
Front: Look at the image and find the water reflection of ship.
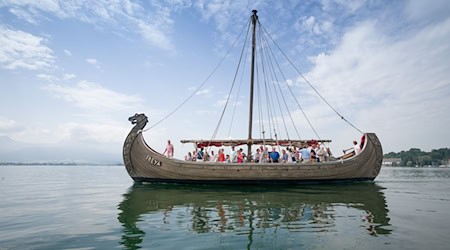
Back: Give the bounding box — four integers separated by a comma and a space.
118, 183, 390, 249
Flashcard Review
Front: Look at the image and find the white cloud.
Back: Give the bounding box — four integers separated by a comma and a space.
0, 116, 17, 131
1, 0, 179, 51
194, 1, 272, 34
0, 25, 55, 70
195, 1, 233, 31
36, 73, 76, 81
63, 73, 76, 80
8, 7, 41, 24
64, 49, 72, 56
296, 16, 334, 35
303, 18, 450, 151
36, 73, 59, 82
188, 85, 211, 95
193, 1, 265, 49
197, 88, 210, 95
86, 58, 97, 65
137, 20, 174, 51
45, 80, 144, 111
303, 16, 316, 30
86, 58, 100, 69
321, 0, 366, 13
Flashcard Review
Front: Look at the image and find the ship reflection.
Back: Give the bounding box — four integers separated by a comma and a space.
118, 183, 390, 249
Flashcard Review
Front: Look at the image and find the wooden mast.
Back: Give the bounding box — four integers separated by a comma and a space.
247, 10, 258, 159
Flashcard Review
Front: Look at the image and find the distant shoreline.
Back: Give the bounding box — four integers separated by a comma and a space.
0, 162, 124, 166
2, 162, 448, 168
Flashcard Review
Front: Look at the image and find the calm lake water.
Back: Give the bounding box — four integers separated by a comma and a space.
0, 166, 449, 250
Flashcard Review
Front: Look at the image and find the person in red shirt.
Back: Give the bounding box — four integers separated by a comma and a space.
237, 148, 244, 163
217, 148, 225, 162
360, 134, 366, 150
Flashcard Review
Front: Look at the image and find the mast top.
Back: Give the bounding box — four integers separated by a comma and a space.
251, 10, 258, 21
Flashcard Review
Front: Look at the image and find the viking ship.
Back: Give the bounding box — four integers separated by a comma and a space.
123, 10, 383, 184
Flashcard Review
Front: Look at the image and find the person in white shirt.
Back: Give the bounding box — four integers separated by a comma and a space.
230, 146, 237, 163
353, 141, 361, 155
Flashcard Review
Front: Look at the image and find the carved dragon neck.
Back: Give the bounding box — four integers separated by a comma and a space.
123, 114, 148, 177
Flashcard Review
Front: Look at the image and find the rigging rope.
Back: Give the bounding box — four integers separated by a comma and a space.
255, 51, 266, 145
258, 22, 322, 141
208, 17, 252, 144
259, 26, 318, 140
262, 63, 274, 139
259, 29, 291, 141
260, 25, 364, 134
227, 36, 250, 137
143, 18, 250, 132
259, 28, 302, 140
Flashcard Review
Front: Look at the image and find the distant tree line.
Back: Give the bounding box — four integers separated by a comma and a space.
384, 148, 450, 167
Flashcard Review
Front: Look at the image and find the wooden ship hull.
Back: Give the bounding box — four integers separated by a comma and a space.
123, 114, 383, 184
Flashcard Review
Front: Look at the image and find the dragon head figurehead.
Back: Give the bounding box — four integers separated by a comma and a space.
124, 113, 148, 176
128, 113, 148, 130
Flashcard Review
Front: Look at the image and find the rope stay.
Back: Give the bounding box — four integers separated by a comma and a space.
257, 24, 282, 141
260, 25, 364, 134
227, 32, 251, 138
143, 17, 250, 132
259, 24, 321, 140
259, 28, 291, 142
259, 28, 302, 141
250, 21, 322, 141
208, 16, 253, 145
255, 19, 304, 143
250, 18, 322, 144
255, 54, 265, 139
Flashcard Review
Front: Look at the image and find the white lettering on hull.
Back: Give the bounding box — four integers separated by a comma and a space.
145, 155, 162, 166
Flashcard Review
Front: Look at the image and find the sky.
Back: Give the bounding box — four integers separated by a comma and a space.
0, 0, 449, 162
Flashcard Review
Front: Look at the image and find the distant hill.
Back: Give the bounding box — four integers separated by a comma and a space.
0, 136, 122, 165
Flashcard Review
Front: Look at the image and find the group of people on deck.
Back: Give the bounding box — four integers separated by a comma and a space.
183, 143, 334, 163
164, 135, 365, 163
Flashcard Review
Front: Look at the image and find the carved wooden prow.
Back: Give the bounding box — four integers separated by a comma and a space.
123, 113, 148, 177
